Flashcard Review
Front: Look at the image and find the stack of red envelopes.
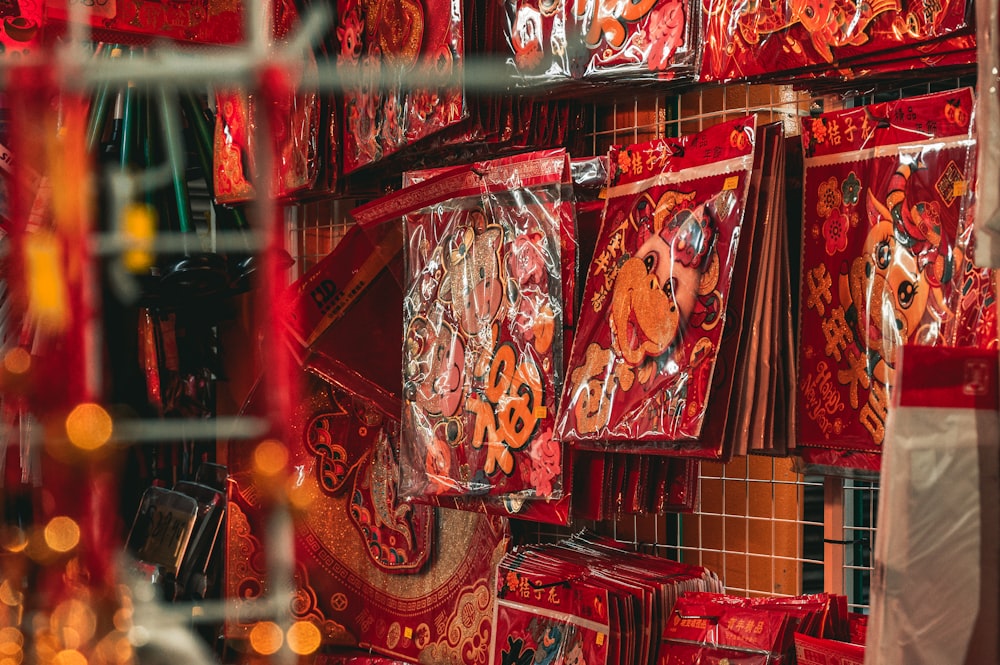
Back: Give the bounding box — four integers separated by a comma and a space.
661, 592, 852, 664
494, 532, 723, 665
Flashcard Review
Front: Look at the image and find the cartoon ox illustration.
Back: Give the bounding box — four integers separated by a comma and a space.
839, 159, 953, 379
404, 316, 466, 418
609, 193, 721, 372
438, 214, 506, 339
736, 0, 899, 63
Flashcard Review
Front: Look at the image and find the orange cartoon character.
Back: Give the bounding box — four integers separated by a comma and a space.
574, 0, 658, 49
737, 0, 900, 63
839, 159, 952, 386
438, 213, 506, 340
405, 316, 466, 419
609, 192, 721, 386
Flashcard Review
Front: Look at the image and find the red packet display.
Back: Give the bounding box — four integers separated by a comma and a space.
493, 574, 612, 665
505, 0, 698, 84
661, 592, 852, 664
701, 0, 971, 82
557, 116, 756, 446
796, 88, 997, 456
225, 371, 511, 662
337, 0, 466, 174
44, 0, 245, 45
213, 89, 256, 205
212, 51, 320, 203
496, 532, 723, 665
353, 150, 569, 502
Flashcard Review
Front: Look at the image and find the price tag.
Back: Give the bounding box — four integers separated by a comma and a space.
953, 180, 967, 197
723, 176, 739, 191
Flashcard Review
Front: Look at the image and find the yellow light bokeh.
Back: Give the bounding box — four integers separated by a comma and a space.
286, 621, 321, 656
0, 526, 28, 553
92, 631, 133, 665
0, 628, 22, 652
248, 621, 284, 655
25, 232, 69, 334
65, 403, 113, 451
2, 348, 31, 375
253, 440, 288, 477
44, 517, 81, 554
111, 608, 132, 633
52, 649, 87, 665
286, 478, 316, 510
0, 581, 23, 608
50, 599, 97, 650
121, 203, 156, 273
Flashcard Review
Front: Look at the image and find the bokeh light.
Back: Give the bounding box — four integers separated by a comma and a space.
50, 599, 97, 650
0, 526, 28, 553
0, 628, 23, 653
122, 203, 157, 273
44, 517, 81, 553
248, 621, 284, 655
253, 440, 288, 477
52, 649, 87, 665
65, 403, 113, 451
0, 580, 23, 607
286, 620, 321, 656
2, 348, 31, 375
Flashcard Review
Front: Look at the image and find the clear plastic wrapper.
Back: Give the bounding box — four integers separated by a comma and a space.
351, 150, 569, 503
796, 88, 998, 457
701, 0, 972, 82
337, 0, 467, 174
504, 0, 699, 85
557, 116, 756, 445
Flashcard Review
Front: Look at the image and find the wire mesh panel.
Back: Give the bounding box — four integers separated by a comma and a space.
842, 478, 878, 612
288, 198, 357, 277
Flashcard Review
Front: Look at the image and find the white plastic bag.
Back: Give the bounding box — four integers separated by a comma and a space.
866, 345, 999, 665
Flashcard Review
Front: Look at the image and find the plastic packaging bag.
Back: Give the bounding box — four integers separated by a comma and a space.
866, 345, 999, 665
796, 88, 997, 457
557, 116, 756, 445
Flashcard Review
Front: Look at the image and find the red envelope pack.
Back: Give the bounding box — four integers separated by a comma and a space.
225, 370, 511, 662
43, 0, 253, 46
661, 592, 851, 664
351, 150, 569, 504
283, 218, 405, 412
504, 0, 699, 85
336, 0, 467, 174
796, 88, 997, 460
700, 0, 972, 82
557, 115, 757, 449
794, 633, 865, 665
212, 48, 321, 204
496, 532, 723, 665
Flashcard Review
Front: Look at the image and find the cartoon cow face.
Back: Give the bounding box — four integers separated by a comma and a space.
405, 317, 466, 418
440, 220, 506, 338
840, 219, 931, 366
610, 203, 718, 367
